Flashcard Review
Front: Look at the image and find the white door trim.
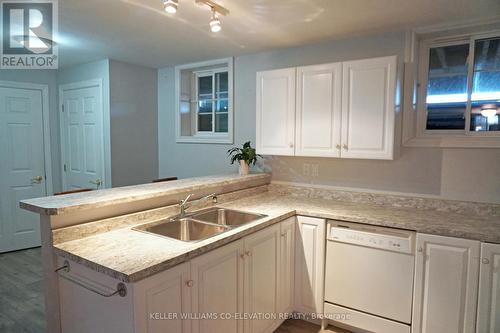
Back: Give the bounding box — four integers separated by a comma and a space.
59, 79, 111, 189
0, 80, 53, 195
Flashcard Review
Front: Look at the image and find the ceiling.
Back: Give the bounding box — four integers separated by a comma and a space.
57, 0, 500, 68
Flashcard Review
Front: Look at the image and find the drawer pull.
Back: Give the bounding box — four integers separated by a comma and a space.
55, 260, 127, 297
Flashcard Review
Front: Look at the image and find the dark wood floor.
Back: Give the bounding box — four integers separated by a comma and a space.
0, 247, 46, 333
275, 319, 351, 333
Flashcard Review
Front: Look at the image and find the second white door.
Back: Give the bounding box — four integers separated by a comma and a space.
60, 81, 105, 190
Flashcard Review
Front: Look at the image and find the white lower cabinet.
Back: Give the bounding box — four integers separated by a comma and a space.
476, 242, 500, 333
134, 262, 191, 333
278, 217, 296, 314
59, 219, 295, 333
190, 240, 244, 333
412, 233, 480, 333
294, 216, 325, 316
243, 224, 281, 333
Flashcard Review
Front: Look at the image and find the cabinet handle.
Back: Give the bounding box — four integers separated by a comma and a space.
482, 258, 490, 265
335, 144, 341, 150
240, 253, 246, 260
281, 233, 286, 237
186, 280, 194, 287
245, 251, 251, 257
417, 246, 423, 253
342, 144, 348, 150
289, 143, 294, 148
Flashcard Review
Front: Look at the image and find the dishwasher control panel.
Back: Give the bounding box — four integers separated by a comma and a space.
327, 220, 415, 255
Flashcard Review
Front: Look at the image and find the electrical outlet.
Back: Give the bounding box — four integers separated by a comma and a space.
311, 164, 319, 177
303, 163, 311, 176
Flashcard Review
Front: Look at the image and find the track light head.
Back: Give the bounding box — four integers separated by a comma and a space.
209, 9, 221, 32
164, 0, 178, 14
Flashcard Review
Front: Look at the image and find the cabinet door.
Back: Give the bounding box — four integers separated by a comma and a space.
278, 217, 296, 314
244, 224, 281, 333
476, 243, 500, 333
190, 240, 244, 333
412, 234, 480, 333
256, 68, 296, 156
341, 56, 397, 160
296, 63, 342, 157
294, 216, 325, 315
134, 262, 191, 333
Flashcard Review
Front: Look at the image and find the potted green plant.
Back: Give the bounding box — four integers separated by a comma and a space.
227, 141, 261, 176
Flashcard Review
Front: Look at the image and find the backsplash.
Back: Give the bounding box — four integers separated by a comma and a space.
269, 182, 500, 218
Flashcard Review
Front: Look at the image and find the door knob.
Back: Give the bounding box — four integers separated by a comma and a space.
89, 179, 102, 189
31, 175, 43, 184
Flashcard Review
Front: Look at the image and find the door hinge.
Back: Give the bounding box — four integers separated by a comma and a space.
63, 164, 67, 172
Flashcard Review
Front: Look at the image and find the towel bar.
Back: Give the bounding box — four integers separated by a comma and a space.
55, 260, 127, 298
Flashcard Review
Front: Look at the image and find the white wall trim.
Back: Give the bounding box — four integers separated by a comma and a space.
58, 79, 112, 189
413, 15, 500, 34
0, 80, 54, 195
174, 57, 234, 144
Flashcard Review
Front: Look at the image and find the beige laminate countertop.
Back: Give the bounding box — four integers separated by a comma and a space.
53, 192, 500, 283
20, 173, 270, 215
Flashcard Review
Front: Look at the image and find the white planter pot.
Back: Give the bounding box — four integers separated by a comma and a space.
239, 160, 249, 176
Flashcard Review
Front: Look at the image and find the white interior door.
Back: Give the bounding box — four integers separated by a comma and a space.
60, 81, 104, 190
0, 86, 46, 252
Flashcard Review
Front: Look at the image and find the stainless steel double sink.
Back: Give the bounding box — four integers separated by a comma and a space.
133, 207, 267, 242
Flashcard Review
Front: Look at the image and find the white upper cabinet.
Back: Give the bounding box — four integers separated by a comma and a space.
341, 56, 397, 159
256, 68, 296, 156
296, 63, 342, 157
256, 56, 397, 160
412, 233, 480, 333
476, 242, 500, 333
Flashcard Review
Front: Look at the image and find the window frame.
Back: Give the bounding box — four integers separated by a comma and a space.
193, 68, 229, 135
416, 31, 500, 140
174, 57, 234, 144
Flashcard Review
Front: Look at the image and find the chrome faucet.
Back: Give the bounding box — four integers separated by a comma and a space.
179, 193, 217, 217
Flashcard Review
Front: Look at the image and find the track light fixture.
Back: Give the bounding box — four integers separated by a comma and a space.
163, 0, 229, 32
209, 9, 221, 33
163, 0, 178, 14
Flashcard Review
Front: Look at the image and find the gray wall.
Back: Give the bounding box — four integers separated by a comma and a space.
159, 30, 500, 203
110, 60, 158, 186
0, 69, 61, 192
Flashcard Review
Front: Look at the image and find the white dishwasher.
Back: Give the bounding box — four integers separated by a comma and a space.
324, 220, 415, 333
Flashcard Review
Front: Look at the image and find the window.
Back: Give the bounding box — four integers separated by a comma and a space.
420, 34, 500, 135
175, 58, 233, 143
